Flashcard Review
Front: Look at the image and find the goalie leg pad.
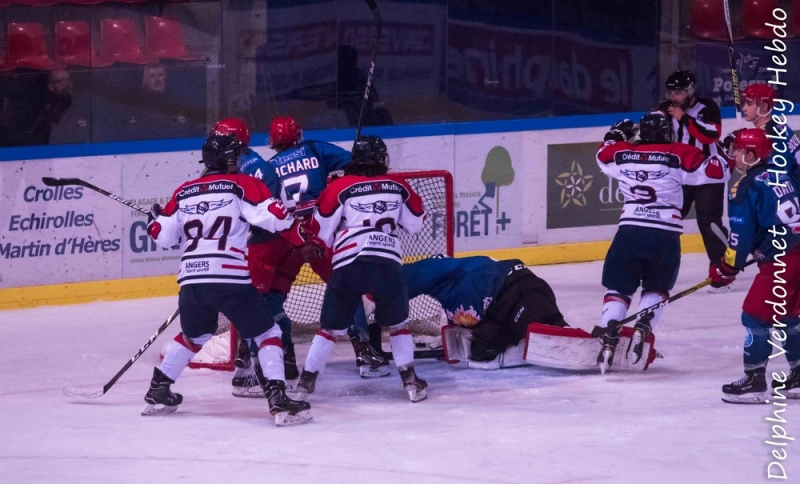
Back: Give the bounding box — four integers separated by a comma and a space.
442, 325, 473, 364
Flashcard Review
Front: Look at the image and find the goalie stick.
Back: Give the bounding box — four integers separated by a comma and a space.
723, 0, 743, 127
353, 0, 383, 145
64, 308, 180, 399
42, 177, 148, 215
591, 259, 756, 337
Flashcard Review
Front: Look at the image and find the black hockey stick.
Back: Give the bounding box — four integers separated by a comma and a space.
590, 259, 757, 337
64, 308, 180, 399
42, 177, 149, 215
723, 0, 743, 127
353, 0, 383, 145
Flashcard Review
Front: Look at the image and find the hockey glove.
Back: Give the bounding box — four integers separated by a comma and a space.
293, 200, 317, 220
147, 203, 162, 225
709, 258, 739, 287
604, 119, 636, 142
281, 217, 325, 251
722, 130, 741, 158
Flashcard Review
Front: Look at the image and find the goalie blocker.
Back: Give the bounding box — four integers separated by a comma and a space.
442, 323, 657, 371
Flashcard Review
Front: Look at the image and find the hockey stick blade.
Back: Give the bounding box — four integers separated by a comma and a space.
42, 176, 149, 215
63, 308, 180, 400
590, 259, 756, 337
63, 385, 105, 399
42, 177, 90, 188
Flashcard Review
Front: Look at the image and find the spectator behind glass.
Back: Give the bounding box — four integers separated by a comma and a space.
27, 69, 73, 145
92, 62, 205, 142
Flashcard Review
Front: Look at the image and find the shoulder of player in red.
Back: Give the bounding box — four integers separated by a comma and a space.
596, 140, 635, 164
317, 174, 424, 217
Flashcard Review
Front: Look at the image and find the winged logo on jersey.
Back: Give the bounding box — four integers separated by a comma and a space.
351, 200, 402, 214
620, 168, 670, 183
179, 199, 233, 215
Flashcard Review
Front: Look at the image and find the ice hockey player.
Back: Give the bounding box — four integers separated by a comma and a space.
658, 70, 733, 293
295, 135, 428, 402
716, 129, 800, 403
403, 255, 568, 368
236, 116, 388, 388
209, 118, 286, 396
143, 134, 313, 426
722, 84, 800, 169
595, 111, 730, 374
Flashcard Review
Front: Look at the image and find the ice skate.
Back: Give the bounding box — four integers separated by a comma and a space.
350, 333, 390, 378
772, 367, 800, 399
264, 380, 312, 426
626, 315, 652, 364
293, 370, 318, 401
284, 342, 300, 381
142, 368, 183, 416
231, 362, 263, 398
722, 370, 768, 404
597, 328, 620, 375
399, 365, 428, 402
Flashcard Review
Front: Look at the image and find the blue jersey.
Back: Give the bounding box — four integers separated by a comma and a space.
725, 157, 800, 269
268, 140, 352, 214
763, 119, 800, 174
404, 256, 518, 327
237, 148, 282, 197
237, 148, 283, 245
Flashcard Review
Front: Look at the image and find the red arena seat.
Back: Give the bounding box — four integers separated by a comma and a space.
98, 18, 152, 64
691, 0, 730, 41
742, 0, 780, 38
55, 20, 112, 67
792, 0, 800, 36
145, 16, 198, 60
6, 22, 61, 70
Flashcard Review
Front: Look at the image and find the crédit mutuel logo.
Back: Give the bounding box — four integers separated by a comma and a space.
553, 159, 594, 208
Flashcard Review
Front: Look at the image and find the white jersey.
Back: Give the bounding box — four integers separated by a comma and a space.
658, 97, 726, 183
148, 173, 293, 285
314, 174, 425, 270
597, 140, 731, 232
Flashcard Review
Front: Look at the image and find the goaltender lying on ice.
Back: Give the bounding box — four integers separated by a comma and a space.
396, 256, 658, 372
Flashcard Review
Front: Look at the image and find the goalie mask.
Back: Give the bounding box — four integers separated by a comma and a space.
638, 112, 674, 144
201, 134, 242, 173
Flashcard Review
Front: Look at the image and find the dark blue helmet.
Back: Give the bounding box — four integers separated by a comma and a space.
201, 134, 241, 173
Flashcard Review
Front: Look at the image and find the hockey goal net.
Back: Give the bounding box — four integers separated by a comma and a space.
181, 170, 454, 371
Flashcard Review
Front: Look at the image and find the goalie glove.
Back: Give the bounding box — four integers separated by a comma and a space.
709, 258, 739, 287
604, 119, 637, 142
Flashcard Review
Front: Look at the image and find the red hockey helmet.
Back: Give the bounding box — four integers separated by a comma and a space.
269, 116, 302, 149
742, 83, 776, 110
212, 118, 250, 145
734, 128, 772, 160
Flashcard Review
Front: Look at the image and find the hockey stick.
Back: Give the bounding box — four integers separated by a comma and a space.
42, 177, 148, 215
590, 258, 757, 338
353, 0, 383, 145
64, 308, 180, 399
723, 0, 743, 127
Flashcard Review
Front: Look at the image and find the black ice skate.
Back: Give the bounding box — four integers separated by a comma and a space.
264, 379, 312, 426
722, 370, 768, 404
597, 328, 620, 375
399, 365, 428, 402
772, 367, 800, 399
350, 333, 390, 378
231, 360, 263, 398
626, 314, 652, 365
142, 368, 183, 416
294, 370, 318, 401
284, 342, 300, 381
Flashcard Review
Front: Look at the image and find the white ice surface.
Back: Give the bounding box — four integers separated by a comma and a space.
1, 252, 797, 483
